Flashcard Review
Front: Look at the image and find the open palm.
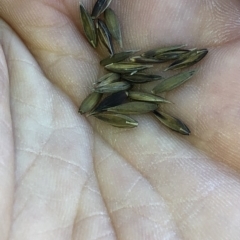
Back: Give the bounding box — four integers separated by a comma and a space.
1, 0, 240, 239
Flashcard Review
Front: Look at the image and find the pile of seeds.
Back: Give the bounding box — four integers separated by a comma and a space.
79, 0, 208, 135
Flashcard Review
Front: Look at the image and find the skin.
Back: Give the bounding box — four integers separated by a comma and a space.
0, 0, 240, 239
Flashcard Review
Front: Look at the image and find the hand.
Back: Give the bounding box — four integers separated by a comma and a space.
0, 0, 240, 239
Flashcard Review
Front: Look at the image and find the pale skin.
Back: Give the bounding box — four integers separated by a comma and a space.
0, 0, 240, 239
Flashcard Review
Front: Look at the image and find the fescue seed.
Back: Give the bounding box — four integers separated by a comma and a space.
122, 73, 163, 83
93, 112, 138, 128
106, 101, 158, 114
129, 56, 167, 63
89, 91, 128, 115
80, 4, 98, 48
164, 49, 208, 71
127, 91, 171, 103
104, 8, 123, 48
100, 50, 139, 66
105, 62, 153, 74
94, 73, 120, 88
97, 19, 114, 56
152, 70, 196, 94
153, 110, 190, 135
94, 81, 131, 93
141, 45, 187, 58
154, 49, 190, 60
79, 92, 102, 114
91, 0, 113, 19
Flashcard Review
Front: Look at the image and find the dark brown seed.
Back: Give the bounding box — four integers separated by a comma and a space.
93, 112, 138, 128
104, 8, 123, 48
106, 101, 158, 114
122, 73, 163, 83
127, 91, 171, 103
94, 81, 131, 93
153, 110, 190, 135
79, 92, 102, 114
94, 73, 120, 88
90, 91, 128, 115
105, 62, 153, 74
164, 49, 208, 71
97, 19, 114, 56
141, 45, 186, 58
91, 0, 113, 19
129, 56, 167, 63
152, 70, 196, 94
100, 50, 139, 66
80, 4, 97, 48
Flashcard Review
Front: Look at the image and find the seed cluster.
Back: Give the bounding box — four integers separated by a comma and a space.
79, 0, 208, 135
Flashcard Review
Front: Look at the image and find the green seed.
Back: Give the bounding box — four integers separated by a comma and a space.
106, 101, 158, 114
105, 62, 153, 74
97, 19, 114, 56
152, 70, 196, 94
154, 49, 190, 60
127, 91, 171, 103
93, 112, 138, 128
122, 73, 163, 83
104, 8, 123, 48
80, 4, 97, 48
129, 56, 167, 63
164, 49, 208, 71
100, 50, 139, 66
94, 81, 131, 93
91, 0, 113, 19
94, 73, 120, 88
79, 92, 102, 114
141, 45, 186, 58
153, 110, 190, 135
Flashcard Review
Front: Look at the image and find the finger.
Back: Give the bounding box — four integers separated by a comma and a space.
0, 20, 106, 239
0, 29, 14, 240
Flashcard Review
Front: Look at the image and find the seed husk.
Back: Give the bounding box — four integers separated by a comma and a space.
154, 49, 190, 60
90, 91, 128, 115
91, 0, 113, 19
141, 45, 186, 58
97, 19, 114, 56
79, 92, 102, 114
153, 110, 190, 135
100, 50, 139, 66
80, 4, 98, 48
152, 70, 196, 94
94, 81, 131, 93
164, 49, 208, 71
93, 112, 138, 128
127, 91, 171, 103
104, 8, 123, 48
94, 73, 120, 88
106, 101, 158, 114
129, 56, 167, 63
105, 62, 153, 74
122, 73, 163, 83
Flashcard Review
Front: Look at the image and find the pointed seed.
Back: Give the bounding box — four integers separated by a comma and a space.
122, 73, 163, 83
105, 62, 153, 74
80, 4, 97, 48
94, 81, 131, 93
127, 91, 171, 103
94, 73, 120, 88
93, 112, 138, 128
104, 8, 123, 48
106, 101, 158, 114
153, 110, 190, 135
152, 70, 196, 94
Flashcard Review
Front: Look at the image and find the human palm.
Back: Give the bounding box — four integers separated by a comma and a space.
1, 0, 240, 239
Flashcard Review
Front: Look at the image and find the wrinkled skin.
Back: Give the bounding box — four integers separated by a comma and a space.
0, 0, 240, 239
